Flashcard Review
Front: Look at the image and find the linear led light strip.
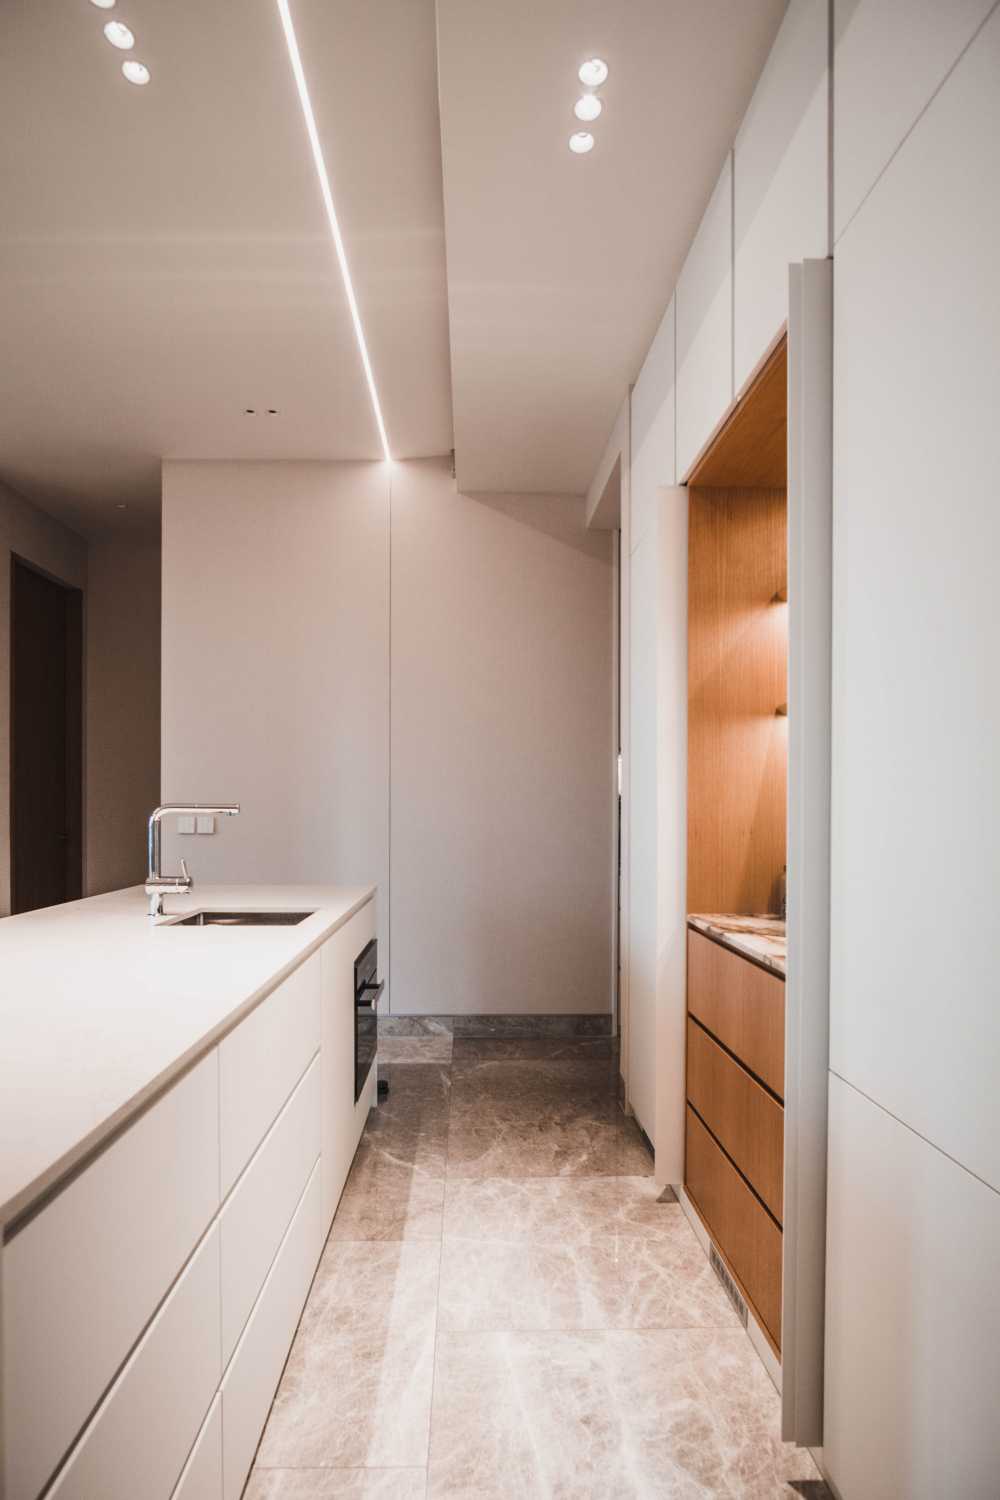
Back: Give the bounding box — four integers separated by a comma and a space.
276, 0, 393, 462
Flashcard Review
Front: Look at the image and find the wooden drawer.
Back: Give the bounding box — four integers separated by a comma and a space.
3, 1052, 220, 1500
221, 1161, 322, 1500
220, 952, 321, 1196
685, 1105, 782, 1348
321, 902, 375, 1231
687, 929, 785, 1096
220, 1055, 321, 1365
48, 1225, 221, 1500
687, 1018, 784, 1221
171, 1396, 222, 1500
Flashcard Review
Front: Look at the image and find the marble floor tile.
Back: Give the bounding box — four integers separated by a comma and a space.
437, 1232, 740, 1331
450, 1037, 616, 1066
257, 1242, 440, 1470
445, 1116, 622, 1179
379, 1017, 454, 1037
378, 1035, 453, 1065
428, 1329, 826, 1499
619, 1112, 655, 1176
442, 1174, 687, 1243
327, 1154, 444, 1241
245, 1470, 427, 1499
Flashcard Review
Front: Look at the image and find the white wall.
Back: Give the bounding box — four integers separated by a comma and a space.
160, 458, 614, 1017
0, 481, 87, 917
824, 8, 1000, 1495
675, 154, 733, 480
85, 536, 161, 896
161, 460, 391, 976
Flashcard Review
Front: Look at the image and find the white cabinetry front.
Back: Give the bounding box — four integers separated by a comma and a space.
733, 0, 828, 393
676, 154, 734, 479
2, 1051, 220, 1500
321, 901, 375, 1230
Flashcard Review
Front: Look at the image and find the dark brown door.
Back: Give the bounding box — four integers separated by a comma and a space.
10, 556, 83, 913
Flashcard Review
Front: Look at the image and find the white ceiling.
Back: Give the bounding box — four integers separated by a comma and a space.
1, 0, 786, 535
0, 0, 451, 536
436, 0, 787, 494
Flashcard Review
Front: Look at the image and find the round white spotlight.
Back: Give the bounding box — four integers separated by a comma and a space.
569, 131, 595, 155
578, 57, 608, 88
90, 0, 117, 8
574, 94, 602, 123
122, 58, 150, 85
103, 19, 134, 49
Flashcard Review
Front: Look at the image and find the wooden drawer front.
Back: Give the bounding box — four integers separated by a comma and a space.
687, 929, 785, 1096
220, 952, 321, 1196
221, 1161, 322, 1500
685, 1106, 782, 1348
3, 1052, 220, 1500
171, 1396, 222, 1500
321, 902, 375, 1230
220, 1055, 321, 1365
49, 1225, 221, 1500
686, 1019, 784, 1222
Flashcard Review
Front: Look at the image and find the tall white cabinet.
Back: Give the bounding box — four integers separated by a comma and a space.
824, 7, 1000, 1495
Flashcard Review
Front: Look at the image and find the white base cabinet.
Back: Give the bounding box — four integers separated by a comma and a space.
1, 896, 375, 1500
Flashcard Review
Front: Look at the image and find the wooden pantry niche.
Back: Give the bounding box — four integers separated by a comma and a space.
684, 336, 788, 1356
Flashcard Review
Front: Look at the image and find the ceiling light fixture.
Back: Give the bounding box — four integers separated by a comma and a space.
121, 59, 150, 85
578, 58, 608, 88
103, 19, 134, 48
275, 0, 392, 462
569, 131, 595, 155
90, 0, 117, 9
574, 94, 602, 123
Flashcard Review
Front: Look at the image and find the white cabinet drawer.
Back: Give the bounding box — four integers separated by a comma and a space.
3, 1052, 220, 1500
48, 1224, 221, 1500
220, 953, 321, 1196
321, 902, 375, 1231
220, 1055, 321, 1365
221, 1162, 322, 1500
171, 1396, 222, 1500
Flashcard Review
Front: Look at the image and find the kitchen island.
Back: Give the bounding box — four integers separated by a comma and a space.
0, 882, 378, 1500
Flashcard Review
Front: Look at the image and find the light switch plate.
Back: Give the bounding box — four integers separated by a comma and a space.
177, 815, 196, 835
196, 815, 215, 835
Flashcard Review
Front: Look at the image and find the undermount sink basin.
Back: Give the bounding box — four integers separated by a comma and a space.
169, 910, 315, 927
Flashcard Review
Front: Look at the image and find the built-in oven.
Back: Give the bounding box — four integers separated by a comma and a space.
354, 937, 383, 1102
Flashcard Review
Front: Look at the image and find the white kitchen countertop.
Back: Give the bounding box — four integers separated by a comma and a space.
0, 883, 375, 1231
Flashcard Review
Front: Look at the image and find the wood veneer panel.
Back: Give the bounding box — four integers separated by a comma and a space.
685, 1105, 782, 1350
687, 930, 785, 1097
688, 338, 787, 488
687, 483, 788, 915
686, 1016, 784, 1221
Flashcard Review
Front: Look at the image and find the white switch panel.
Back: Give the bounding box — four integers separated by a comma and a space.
177, 815, 196, 835
196, 815, 215, 835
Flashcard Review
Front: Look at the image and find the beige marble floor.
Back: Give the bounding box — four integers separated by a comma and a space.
248, 1036, 829, 1499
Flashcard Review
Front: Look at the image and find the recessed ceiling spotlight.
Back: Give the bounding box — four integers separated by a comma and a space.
569, 131, 595, 155
115, 502, 128, 510
574, 94, 602, 123
121, 59, 150, 85
244, 407, 256, 414
90, 0, 117, 8
578, 58, 608, 88
103, 19, 134, 48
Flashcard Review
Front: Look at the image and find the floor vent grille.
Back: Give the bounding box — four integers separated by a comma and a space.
709, 1243, 749, 1328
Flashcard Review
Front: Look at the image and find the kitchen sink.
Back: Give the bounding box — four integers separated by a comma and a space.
168, 910, 315, 927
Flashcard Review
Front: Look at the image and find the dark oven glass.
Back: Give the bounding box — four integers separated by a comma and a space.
354, 938, 382, 1102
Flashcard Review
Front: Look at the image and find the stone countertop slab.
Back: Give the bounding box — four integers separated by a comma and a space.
0, 882, 375, 1229
687, 914, 787, 978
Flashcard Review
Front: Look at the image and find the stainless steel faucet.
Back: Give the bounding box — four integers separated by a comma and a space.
145, 803, 240, 916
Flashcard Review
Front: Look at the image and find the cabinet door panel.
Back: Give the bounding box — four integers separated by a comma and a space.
171, 1397, 222, 1500
220, 953, 321, 1195
3, 1052, 219, 1500
321, 903, 375, 1231
676, 155, 733, 479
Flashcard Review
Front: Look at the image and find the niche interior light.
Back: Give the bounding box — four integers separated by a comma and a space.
574, 94, 602, 123
275, 0, 392, 462
103, 19, 135, 48
122, 59, 150, 85
569, 131, 595, 155
578, 57, 608, 88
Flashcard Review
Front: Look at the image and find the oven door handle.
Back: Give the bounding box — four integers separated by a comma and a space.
356, 980, 384, 1009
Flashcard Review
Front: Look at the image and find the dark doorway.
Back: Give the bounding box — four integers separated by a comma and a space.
10, 555, 83, 913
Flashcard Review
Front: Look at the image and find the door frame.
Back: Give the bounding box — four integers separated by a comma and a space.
10, 552, 84, 913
